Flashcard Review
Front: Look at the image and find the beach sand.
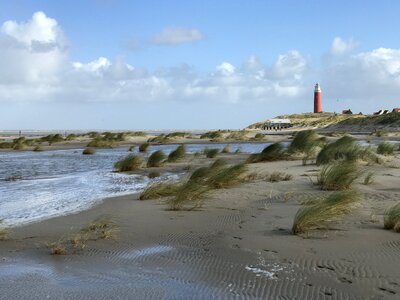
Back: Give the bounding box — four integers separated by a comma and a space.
1, 152, 400, 299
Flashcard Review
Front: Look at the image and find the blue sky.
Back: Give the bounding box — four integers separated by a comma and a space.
0, 1, 400, 129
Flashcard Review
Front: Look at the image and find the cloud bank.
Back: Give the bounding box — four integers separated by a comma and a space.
1, 11, 400, 119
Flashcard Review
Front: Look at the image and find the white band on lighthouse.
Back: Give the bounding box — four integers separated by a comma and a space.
314, 83, 321, 92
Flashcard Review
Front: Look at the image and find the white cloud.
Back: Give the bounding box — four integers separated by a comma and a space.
150, 27, 204, 45
331, 37, 359, 55
216, 62, 235, 76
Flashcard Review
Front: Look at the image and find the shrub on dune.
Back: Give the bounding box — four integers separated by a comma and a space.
148, 171, 161, 178
317, 160, 360, 190
33, 146, 43, 152
292, 190, 361, 235
140, 182, 182, 200
139, 143, 149, 152
384, 202, 400, 232
82, 148, 96, 155
254, 133, 265, 140
377, 142, 396, 156
114, 154, 143, 172
147, 150, 166, 167
167, 145, 186, 162
204, 148, 219, 158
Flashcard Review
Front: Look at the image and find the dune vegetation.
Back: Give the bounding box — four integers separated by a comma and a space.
139, 143, 150, 152
147, 150, 166, 167
383, 202, 400, 232
114, 154, 143, 172
46, 216, 118, 255
167, 145, 186, 162
317, 160, 360, 190
204, 148, 219, 158
377, 142, 396, 155
292, 190, 361, 235
247, 142, 286, 163
82, 148, 96, 155
288, 130, 326, 165
140, 182, 182, 200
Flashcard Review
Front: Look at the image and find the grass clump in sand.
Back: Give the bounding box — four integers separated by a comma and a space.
221, 145, 231, 153
82, 148, 96, 155
128, 145, 135, 152
147, 150, 166, 167
167, 145, 186, 162
316, 136, 375, 165
317, 161, 360, 190
384, 203, 400, 232
139, 143, 149, 152
363, 172, 374, 185
247, 143, 286, 163
267, 172, 293, 182
377, 142, 396, 156
47, 216, 118, 255
200, 131, 223, 140
292, 190, 361, 235
253, 133, 265, 140
168, 161, 247, 210
204, 148, 219, 158
140, 182, 182, 200
114, 154, 143, 172
147, 134, 172, 144
288, 130, 326, 165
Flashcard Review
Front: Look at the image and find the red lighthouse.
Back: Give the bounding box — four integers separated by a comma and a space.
314, 83, 322, 113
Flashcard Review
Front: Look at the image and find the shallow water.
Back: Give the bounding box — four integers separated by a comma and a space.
0, 143, 271, 227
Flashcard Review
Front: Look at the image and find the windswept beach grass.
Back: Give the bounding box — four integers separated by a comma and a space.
292, 190, 361, 235
384, 202, 400, 232
114, 154, 143, 171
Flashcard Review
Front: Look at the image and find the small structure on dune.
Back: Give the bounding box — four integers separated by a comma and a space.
262, 119, 292, 130
392, 108, 400, 113
342, 109, 353, 115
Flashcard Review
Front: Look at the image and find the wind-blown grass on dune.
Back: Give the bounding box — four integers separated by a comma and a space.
292, 190, 361, 235
288, 130, 326, 165
114, 154, 143, 172
384, 202, 400, 232
377, 142, 396, 156
247, 143, 286, 163
317, 160, 360, 190
147, 150, 166, 167
316, 136, 375, 165
167, 145, 186, 162
140, 182, 182, 200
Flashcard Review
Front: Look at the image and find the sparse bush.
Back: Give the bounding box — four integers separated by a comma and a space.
41, 134, 64, 145
147, 150, 166, 167
246, 143, 286, 163
139, 143, 149, 152
114, 155, 143, 171
148, 171, 161, 178
0, 142, 13, 149
168, 145, 186, 162
83, 148, 96, 155
148, 135, 172, 144
317, 161, 360, 190
377, 142, 396, 156
384, 202, 400, 232
205, 163, 247, 189
66, 134, 77, 141
204, 148, 219, 158
46, 240, 67, 255
166, 132, 187, 138
221, 146, 231, 153
13, 143, 25, 150
140, 182, 181, 200
292, 190, 361, 234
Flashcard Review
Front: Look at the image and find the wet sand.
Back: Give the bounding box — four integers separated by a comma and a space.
1, 153, 400, 299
